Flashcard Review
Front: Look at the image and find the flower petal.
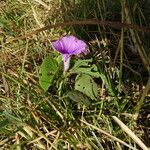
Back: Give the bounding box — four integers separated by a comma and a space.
52, 35, 88, 55
52, 40, 65, 53
61, 54, 70, 62
61, 36, 77, 53
61, 54, 71, 72
70, 40, 88, 55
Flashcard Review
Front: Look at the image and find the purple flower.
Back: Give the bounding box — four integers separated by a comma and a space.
52, 35, 88, 72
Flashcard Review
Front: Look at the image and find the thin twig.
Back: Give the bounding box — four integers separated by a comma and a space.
5, 19, 150, 44
112, 116, 148, 150
80, 119, 136, 150
134, 77, 150, 120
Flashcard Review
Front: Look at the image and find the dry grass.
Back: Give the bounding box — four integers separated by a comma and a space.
0, 0, 150, 149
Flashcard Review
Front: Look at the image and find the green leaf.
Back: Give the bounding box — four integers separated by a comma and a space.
70, 59, 100, 78
67, 90, 91, 106
75, 74, 98, 99
71, 59, 92, 69
39, 56, 58, 91
71, 67, 100, 78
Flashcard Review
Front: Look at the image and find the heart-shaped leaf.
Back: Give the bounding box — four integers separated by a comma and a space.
71, 59, 92, 69
70, 59, 100, 78
67, 90, 91, 106
75, 74, 98, 99
39, 56, 58, 91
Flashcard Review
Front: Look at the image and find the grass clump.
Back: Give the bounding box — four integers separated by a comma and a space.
0, 0, 150, 149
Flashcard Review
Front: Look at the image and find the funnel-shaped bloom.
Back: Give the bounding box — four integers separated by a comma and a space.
52, 36, 88, 72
